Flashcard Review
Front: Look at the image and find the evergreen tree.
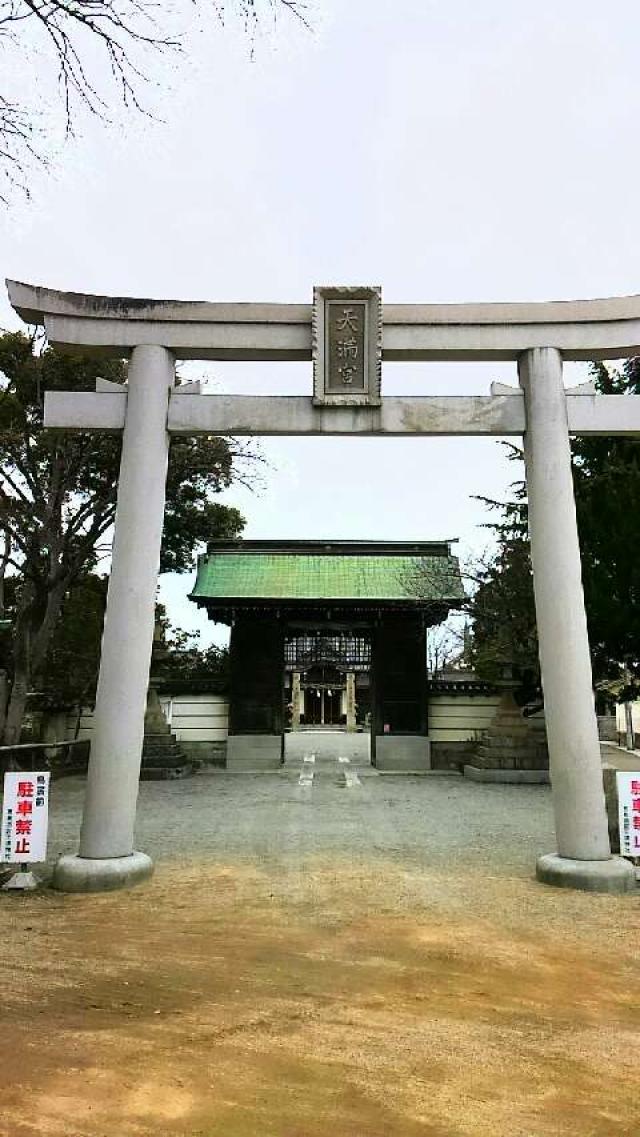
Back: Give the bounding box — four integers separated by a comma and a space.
572, 359, 640, 698
0, 331, 246, 748
469, 358, 640, 702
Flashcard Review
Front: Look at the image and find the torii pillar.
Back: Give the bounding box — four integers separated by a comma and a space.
520, 349, 634, 891
54, 345, 175, 891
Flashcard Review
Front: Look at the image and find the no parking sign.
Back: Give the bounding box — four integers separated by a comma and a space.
1, 772, 50, 864
616, 772, 640, 859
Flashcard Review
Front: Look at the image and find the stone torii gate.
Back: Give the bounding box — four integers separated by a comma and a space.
7, 279, 640, 895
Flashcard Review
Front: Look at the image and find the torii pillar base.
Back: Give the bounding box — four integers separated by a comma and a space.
536, 853, 636, 894
52, 852, 153, 893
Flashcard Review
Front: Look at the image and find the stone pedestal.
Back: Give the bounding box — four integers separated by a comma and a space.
140, 687, 193, 780
53, 852, 153, 893
536, 854, 636, 893
226, 735, 282, 771
474, 692, 548, 774
374, 735, 431, 771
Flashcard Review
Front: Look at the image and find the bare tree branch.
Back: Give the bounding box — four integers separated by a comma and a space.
0, 528, 11, 614
1, 0, 313, 196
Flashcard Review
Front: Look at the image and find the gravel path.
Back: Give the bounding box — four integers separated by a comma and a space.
46, 766, 557, 880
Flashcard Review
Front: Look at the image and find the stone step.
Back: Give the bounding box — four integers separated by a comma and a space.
481, 736, 536, 749
479, 747, 540, 758
475, 752, 549, 771
141, 754, 185, 765
226, 756, 282, 772
483, 723, 530, 735
280, 763, 376, 784
283, 756, 372, 771
142, 751, 185, 765
143, 725, 173, 739
488, 733, 530, 742
484, 724, 541, 735
142, 740, 183, 753
476, 746, 547, 764
139, 764, 195, 780
465, 765, 550, 784
142, 738, 182, 753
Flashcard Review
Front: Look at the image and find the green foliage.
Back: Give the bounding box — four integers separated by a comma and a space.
469, 360, 640, 702
572, 359, 640, 697
0, 332, 246, 583
0, 331, 247, 737
468, 513, 539, 700
161, 624, 229, 687
36, 586, 228, 709
38, 575, 107, 709
162, 438, 244, 573
0, 332, 124, 590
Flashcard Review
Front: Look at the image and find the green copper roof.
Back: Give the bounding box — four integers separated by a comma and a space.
191, 552, 464, 603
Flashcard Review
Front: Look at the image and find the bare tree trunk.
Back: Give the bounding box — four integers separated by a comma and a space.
0, 669, 8, 740
0, 534, 14, 742
30, 581, 67, 675
624, 701, 635, 751
0, 531, 11, 618
2, 661, 29, 751
2, 578, 67, 748
2, 594, 32, 752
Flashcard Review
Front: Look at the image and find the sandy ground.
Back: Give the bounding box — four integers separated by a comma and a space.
1, 768, 639, 1137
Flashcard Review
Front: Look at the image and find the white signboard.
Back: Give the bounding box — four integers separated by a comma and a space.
1, 772, 50, 863
616, 772, 640, 859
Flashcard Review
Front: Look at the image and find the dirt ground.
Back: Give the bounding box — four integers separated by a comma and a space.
1, 774, 639, 1137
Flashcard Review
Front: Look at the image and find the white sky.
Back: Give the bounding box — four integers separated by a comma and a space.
2, 0, 638, 644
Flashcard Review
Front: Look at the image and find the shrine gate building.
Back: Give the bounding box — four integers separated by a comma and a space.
190, 539, 464, 771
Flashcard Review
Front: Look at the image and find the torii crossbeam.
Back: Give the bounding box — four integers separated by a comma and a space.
7, 278, 639, 896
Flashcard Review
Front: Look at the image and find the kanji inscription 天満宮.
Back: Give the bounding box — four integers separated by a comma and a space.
313, 285, 381, 406
328, 302, 366, 390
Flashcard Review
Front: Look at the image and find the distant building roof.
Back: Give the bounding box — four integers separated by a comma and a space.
190, 540, 465, 610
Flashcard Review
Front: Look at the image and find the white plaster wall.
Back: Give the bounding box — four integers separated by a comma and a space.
66, 694, 229, 745
54, 692, 507, 746
163, 695, 228, 743
428, 694, 502, 743
616, 701, 640, 734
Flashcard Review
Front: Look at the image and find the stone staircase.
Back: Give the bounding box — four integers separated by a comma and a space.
283, 730, 371, 768
283, 751, 373, 786
283, 730, 375, 784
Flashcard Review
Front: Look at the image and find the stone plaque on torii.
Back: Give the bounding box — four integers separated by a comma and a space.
6, 277, 640, 895
312, 285, 381, 406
